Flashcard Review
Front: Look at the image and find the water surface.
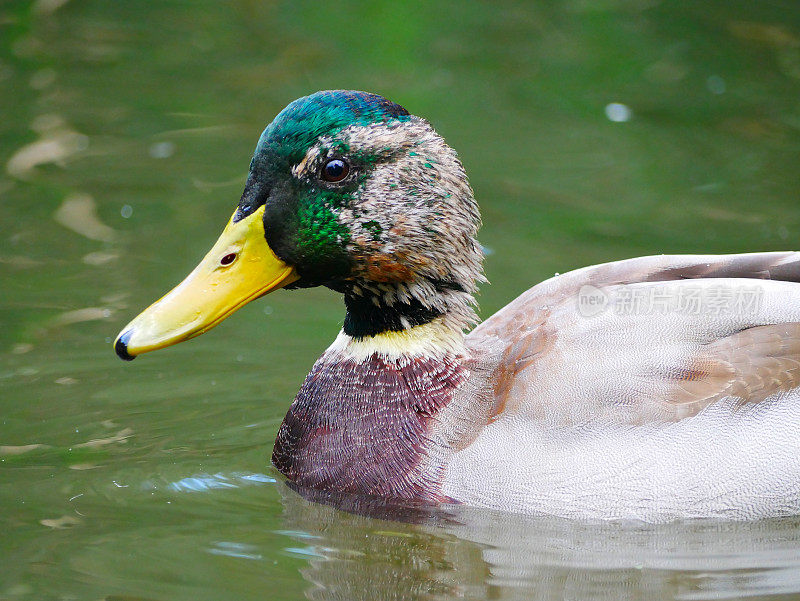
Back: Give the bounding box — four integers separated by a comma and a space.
2, 1, 800, 599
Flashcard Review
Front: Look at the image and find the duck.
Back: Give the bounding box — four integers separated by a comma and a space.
114, 90, 800, 522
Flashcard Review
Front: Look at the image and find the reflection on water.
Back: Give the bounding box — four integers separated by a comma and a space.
3, 0, 800, 599
278, 483, 800, 601
5, 114, 89, 179
53, 193, 117, 243
163, 471, 275, 493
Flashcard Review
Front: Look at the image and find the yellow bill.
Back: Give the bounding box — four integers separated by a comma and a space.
114, 206, 298, 360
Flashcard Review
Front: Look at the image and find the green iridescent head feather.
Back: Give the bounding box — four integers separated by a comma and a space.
255, 90, 410, 166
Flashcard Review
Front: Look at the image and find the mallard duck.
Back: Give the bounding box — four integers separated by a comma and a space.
115, 90, 800, 522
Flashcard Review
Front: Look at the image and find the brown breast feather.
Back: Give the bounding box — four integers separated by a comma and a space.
272, 352, 468, 500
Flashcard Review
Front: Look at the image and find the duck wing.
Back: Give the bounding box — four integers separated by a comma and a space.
468, 252, 800, 424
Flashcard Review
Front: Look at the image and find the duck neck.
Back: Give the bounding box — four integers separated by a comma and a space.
331, 316, 467, 361
341, 280, 478, 340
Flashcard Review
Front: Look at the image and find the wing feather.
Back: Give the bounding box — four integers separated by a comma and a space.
469, 253, 800, 423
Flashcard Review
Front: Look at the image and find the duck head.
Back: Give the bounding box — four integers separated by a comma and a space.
115, 90, 483, 360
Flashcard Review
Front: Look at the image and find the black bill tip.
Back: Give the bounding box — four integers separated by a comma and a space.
114, 330, 136, 361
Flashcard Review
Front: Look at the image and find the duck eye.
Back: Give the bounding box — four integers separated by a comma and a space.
220, 253, 237, 266
322, 159, 349, 182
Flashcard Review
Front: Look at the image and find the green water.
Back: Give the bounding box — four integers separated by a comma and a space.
2, 1, 800, 599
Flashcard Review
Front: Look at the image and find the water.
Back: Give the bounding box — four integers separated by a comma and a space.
2, 1, 800, 599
